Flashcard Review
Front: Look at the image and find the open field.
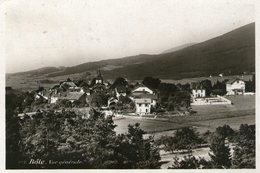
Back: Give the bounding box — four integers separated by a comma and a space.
114, 95, 255, 136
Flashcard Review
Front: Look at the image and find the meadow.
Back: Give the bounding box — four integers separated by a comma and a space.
114, 95, 255, 136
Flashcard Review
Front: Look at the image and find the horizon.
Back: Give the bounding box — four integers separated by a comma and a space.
5, 0, 255, 73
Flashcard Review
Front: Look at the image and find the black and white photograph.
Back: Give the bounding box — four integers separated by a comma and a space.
1, 0, 258, 171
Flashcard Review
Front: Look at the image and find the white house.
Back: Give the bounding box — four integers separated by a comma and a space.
192, 89, 206, 98
132, 84, 154, 95
134, 98, 152, 115
191, 83, 206, 98
226, 79, 245, 95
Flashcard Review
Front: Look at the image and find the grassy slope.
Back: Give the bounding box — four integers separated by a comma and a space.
114, 95, 255, 135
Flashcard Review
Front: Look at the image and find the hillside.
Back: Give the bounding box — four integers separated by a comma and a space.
11, 23, 255, 80
162, 43, 196, 54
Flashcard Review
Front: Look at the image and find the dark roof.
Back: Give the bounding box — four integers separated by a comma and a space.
135, 93, 157, 100
60, 81, 77, 87
226, 78, 244, 84
60, 92, 85, 100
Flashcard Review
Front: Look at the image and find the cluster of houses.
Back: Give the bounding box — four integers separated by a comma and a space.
34, 72, 158, 116
191, 78, 248, 105
32, 71, 253, 115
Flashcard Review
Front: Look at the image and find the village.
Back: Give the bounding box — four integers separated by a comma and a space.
16, 70, 255, 120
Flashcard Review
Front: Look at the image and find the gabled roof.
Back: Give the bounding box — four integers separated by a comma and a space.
132, 83, 153, 92
60, 81, 77, 88
226, 78, 244, 84
60, 92, 85, 100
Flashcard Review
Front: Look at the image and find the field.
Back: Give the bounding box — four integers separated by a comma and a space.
114, 95, 255, 137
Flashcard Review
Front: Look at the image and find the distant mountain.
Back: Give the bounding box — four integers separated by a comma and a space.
11, 23, 255, 80
162, 43, 196, 54
12, 66, 65, 76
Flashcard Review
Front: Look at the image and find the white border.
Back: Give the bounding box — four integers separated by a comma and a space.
0, 0, 259, 173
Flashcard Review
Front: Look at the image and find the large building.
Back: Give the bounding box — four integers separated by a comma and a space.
134, 98, 152, 115
132, 84, 157, 115
191, 82, 206, 98
226, 79, 245, 95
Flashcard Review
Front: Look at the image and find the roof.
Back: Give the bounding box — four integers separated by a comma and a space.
226, 78, 244, 84
60, 92, 85, 100
134, 93, 157, 100
134, 98, 152, 104
61, 81, 77, 87
132, 83, 151, 91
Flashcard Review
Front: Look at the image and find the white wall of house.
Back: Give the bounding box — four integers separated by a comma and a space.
133, 87, 153, 94
135, 102, 151, 115
226, 80, 245, 95
134, 98, 152, 115
192, 89, 206, 98
50, 97, 58, 104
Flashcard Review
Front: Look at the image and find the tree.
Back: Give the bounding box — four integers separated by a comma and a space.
232, 124, 255, 168
156, 127, 201, 154
169, 154, 207, 169
212, 80, 227, 95
209, 134, 231, 168
114, 123, 161, 168
200, 80, 212, 96
142, 77, 161, 90
156, 136, 177, 153
174, 127, 202, 151
6, 90, 24, 168
90, 91, 109, 107
18, 109, 160, 169
111, 77, 128, 89
215, 124, 235, 142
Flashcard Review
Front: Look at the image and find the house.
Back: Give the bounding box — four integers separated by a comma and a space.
226, 79, 245, 95
134, 93, 157, 107
191, 83, 206, 98
134, 98, 152, 115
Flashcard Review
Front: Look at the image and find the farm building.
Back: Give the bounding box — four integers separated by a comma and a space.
226, 79, 245, 95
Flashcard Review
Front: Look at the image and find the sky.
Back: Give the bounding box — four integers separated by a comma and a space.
4, 0, 255, 73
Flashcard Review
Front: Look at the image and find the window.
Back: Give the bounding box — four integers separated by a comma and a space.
146, 109, 148, 113
145, 104, 148, 107
139, 104, 142, 107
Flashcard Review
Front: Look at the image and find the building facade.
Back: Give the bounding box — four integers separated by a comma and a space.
134, 98, 152, 115
226, 79, 245, 95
